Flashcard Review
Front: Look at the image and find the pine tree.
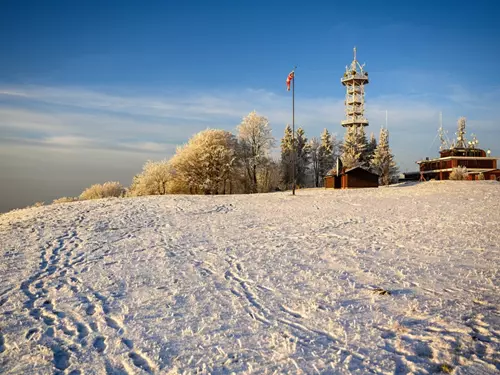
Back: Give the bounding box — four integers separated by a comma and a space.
371, 127, 398, 185
367, 132, 377, 158
365, 132, 377, 170
295, 127, 310, 187
341, 126, 366, 169
357, 126, 369, 166
280, 124, 294, 188
319, 128, 334, 182
309, 137, 321, 187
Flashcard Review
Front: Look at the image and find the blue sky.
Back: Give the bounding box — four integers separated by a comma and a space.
1, 0, 499, 211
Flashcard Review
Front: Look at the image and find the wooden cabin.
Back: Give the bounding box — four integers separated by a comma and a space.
324, 167, 379, 189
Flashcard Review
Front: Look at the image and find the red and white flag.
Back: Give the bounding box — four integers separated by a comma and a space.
286, 71, 294, 91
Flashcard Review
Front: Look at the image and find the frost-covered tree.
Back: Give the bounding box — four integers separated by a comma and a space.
341, 126, 366, 169
295, 127, 310, 187
357, 126, 370, 166
128, 159, 172, 196
318, 129, 342, 183
309, 137, 321, 187
449, 166, 468, 180
371, 127, 398, 185
80, 181, 125, 200
280, 124, 295, 188
170, 129, 238, 194
366, 132, 377, 162
319, 129, 334, 181
237, 111, 275, 193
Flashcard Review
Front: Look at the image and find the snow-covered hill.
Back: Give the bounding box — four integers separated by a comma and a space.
0, 181, 499, 374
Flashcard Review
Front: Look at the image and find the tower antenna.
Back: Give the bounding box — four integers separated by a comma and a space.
438, 112, 446, 150
456, 117, 467, 148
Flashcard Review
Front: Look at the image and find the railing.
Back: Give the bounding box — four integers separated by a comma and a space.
341, 118, 369, 126
341, 73, 369, 82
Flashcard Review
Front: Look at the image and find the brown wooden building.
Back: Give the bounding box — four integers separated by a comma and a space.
417, 148, 500, 181
417, 117, 500, 181
324, 167, 379, 189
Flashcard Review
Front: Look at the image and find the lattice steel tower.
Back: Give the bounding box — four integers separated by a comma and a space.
341, 47, 369, 128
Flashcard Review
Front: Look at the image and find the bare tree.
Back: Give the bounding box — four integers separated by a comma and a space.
237, 111, 275, 193
257, 158, 281, 192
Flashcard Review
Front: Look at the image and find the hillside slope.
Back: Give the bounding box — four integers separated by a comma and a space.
0, 182, 499, 374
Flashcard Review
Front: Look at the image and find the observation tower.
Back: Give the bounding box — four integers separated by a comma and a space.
341, 47, 369, 128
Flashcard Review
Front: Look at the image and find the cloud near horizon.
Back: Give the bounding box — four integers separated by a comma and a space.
1, 83, 499, 212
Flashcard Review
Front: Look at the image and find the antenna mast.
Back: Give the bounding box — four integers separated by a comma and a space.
438, 112, 448, 150
456, 117, 467, 148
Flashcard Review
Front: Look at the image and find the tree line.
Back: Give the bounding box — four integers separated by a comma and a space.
51, 110, 399, 204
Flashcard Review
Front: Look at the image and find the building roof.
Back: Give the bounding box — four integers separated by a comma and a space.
325, 166, 378, 177
416, 156, 499, 164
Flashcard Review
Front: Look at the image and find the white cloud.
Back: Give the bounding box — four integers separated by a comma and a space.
447, 84, 500, 110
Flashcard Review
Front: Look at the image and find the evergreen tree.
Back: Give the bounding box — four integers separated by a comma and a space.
309, 137, 321, 187
280, 124, 294, 188
319, 128, 334, 181
371, 127, 399, 185
295, 127, 310, 187
365, 132, 377, 169
341, 126, 366, 169
367, 132, 377, 158
357, 126, 369, 166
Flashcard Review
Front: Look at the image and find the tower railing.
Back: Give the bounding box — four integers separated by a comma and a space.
341, 73, 369, 83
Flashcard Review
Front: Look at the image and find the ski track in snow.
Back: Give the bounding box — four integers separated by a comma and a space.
0, 181, 499, 374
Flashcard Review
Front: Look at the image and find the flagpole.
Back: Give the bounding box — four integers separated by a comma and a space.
292, 75, 295, 195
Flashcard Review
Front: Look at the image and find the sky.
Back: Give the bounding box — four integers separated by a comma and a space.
1, 0, 499, 212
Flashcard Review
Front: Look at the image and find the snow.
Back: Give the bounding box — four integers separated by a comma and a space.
0, 181, 499, 374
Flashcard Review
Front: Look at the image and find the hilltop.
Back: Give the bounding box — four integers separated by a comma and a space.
0, 182, 499, 374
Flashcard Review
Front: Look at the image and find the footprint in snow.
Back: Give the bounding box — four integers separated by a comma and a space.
93, 336, 106, 353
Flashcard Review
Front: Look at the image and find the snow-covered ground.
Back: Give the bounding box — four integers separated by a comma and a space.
0, 181, 499, 375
